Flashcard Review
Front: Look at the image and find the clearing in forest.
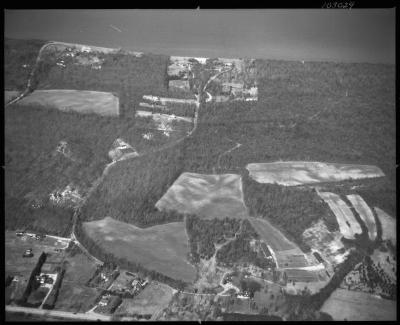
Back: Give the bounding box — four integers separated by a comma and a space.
317, 191, 362, 239
320, 288, 396, 321
246, 161, 384, 186
17, 90, 119, 116
346, 194, 376, 240
248, 218, 296, 252
374, 207, 396, 245
155, 172, 249, 219
82, 217, 197, 283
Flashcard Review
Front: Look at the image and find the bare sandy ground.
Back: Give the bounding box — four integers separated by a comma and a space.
374, 207, 396, 245
317, 192, 362, 239
302, 219, 349, 266
347, 195, 376, 240
18, 90, 119, 116
320, 288, 396, 321
156, 172, 248, 219
246, 161, 384, 186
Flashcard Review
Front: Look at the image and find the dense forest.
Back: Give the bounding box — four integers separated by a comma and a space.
4, 103, 184, 234
216, 220, 274, 268
185, 217, 262, 266
80, 141, 186, 227
241, 171, 338, 252
190, 59, 395, 181
4, 38, 47, 90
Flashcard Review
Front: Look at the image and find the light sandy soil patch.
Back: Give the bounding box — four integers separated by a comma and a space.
156, 172, 249, 219
136, 110, 193, 123
5, 91, 20, 104
320, 288, 396, 321
347, 194, 376, 240
317, 192, 362, 239
83, 217, 196, 283
374, 207, 396, 245
18, 90, 119, 116
302, 219, 349, 267
116, 282, 175, 316
246, 161, 384, 186
249, 218, 297, 252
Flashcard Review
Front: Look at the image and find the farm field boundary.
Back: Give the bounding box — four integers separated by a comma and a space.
246, 161, 384, 186
346, 195, 376, 240
17, 90, 119, 116
320, 288, 396, 321
82, 217, 196, 283
317, 191, 362, 239
156, 172, 249, 219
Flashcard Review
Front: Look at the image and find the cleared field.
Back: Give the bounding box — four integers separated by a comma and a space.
116, 282, 175, 316
249, 218, 296, 252
156, 172, 249, 219
55, 283, 101, 313
347, 194, 376, 240
246, 161, 384, 186
275, 249, 309, 269
17, 90, 119, 116
83, 217, 196, 282
317, 192, 362, 239
5, 90, 20, 103
320, 288, 396, 321
62, 247, 98, 285
374, 207, 396, 245
284, 269, 320, 282
5, 231, 65, 278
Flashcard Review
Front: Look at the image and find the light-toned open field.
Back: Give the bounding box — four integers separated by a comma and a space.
136, 110, 193, 123
116, 282, 175, 316
5, 90, 20, 103
246, 161, 384, 186
83, 217, 196, 283
249, 218, 296, 252
374, 207, 396, 245
320, 288, 396, 321
317, 192, 362, 239
156, 172, 249, 219
17, 90, 119, 116
347, 194, 376, 240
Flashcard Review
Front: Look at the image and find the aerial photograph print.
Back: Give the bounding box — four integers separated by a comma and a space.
4, 6, 396, 322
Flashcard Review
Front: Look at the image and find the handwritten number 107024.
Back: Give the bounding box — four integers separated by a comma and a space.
322, 1, 355, 8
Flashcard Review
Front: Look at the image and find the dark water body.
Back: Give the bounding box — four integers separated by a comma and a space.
5, 9, 395, 64
222, 312, 283, 321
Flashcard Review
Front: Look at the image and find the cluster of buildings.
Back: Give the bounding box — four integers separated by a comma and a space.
167, 55, 258, 102
35, 273, 55, 285
108, 138, 138, 162
54, 45, 104, 70
49, 184, 82, 206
